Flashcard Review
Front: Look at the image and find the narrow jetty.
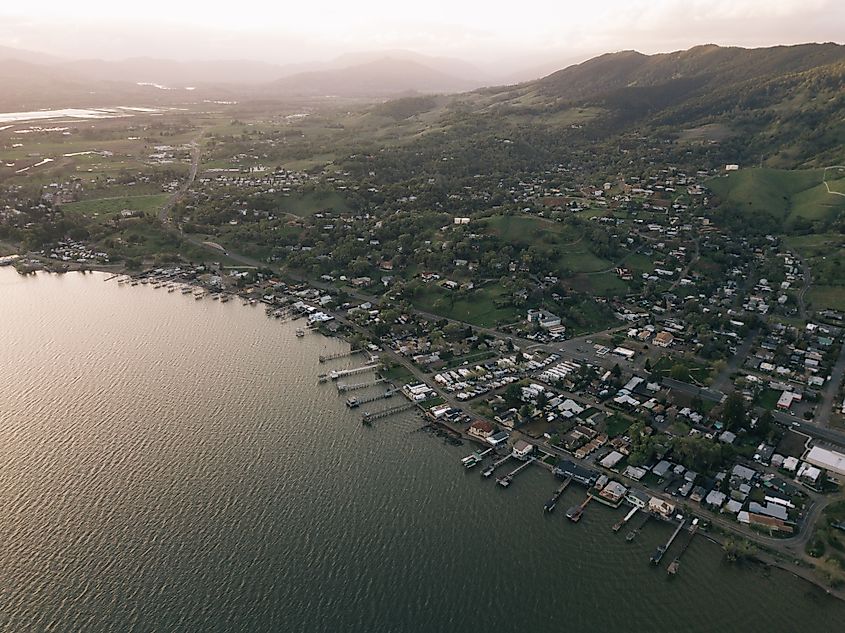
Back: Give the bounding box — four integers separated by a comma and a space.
103, 273, 121, 282
461, 447, 495, 469
482, 454, 512, 478
497, 457, 536, 488
337, 378, 386, 393
613, 506, 638, 532
650, 518, 686, 566
544, 477, 572, 513
566, 495, 592, 522
330, 364, 380, 381
667, 519, 699, 575
361, 401, 416, 425
346, 388, 399, 408
626, 512, 650, 542
319, 349, 362, 363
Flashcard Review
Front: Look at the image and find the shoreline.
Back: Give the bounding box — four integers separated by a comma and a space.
5, 265, 845, 604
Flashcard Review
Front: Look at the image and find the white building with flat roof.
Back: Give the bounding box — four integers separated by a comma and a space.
805, 446, 845, 477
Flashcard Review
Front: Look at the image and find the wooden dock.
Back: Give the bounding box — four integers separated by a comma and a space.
497, 457, 536, 488
626, 512, 650, 542
544, 477, 572, 513
319, 349, 362, 363
566, 495, 592, 522
361, 401, 416, 425
330, 364, 380, 381
346, 388, 399, 408
482, 454, 512, 478
667, 520, 698, 575
337, 378, 387, 393
650, 518, 686, 565
613, 506, 638, 532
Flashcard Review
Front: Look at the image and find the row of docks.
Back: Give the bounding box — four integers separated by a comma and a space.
320, 349, 363, 363
337, 378, 386, 393
362, 401, 417, 425
457, 437, 701, 575
346, 388, 400, 408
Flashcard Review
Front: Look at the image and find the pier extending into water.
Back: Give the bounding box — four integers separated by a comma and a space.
319, 349, 363, 363
544, 477, 572, 513
362, 401, 416, 425
482, 454, 512, 478
613, 506, 638, 532
566, 494, 592, 522
651, 518, 686, 565
626, 512, 651, 542
346, 388, 399, 408
461, 447, 495, 469
337, 378, 386, 393
330, 364, 380, 381
497, 457, 536, 488
667, 519, 699, 575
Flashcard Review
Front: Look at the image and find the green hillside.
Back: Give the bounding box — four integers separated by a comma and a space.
708, 168, 845, 232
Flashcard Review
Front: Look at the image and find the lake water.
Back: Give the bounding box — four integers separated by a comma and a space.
0, 107, 162, 124
1, 268, 843, 632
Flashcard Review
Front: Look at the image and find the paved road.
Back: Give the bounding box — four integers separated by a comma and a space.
711, 327, 758, 393
796, 256, 812, 321
159, 138, 201, 222
772, 410, 845, 447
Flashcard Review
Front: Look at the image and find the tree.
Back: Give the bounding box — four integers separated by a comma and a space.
611, 363, 622, 378
723, 392, 746, 431
519, 404, 532, 421
644, 357, 652, 372
670, 364, 688, 381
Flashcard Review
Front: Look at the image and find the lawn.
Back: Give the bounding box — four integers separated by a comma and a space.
65, 194, 169, 219
604, 415, 632, 438
756, 388, 782, 410
807, 286, 845, 312
413, 283, 519, 328
478, 214, 614, 274
567, 272, 628, 297
651, 355, 712, 384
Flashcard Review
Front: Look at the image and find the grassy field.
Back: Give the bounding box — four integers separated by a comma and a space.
784, 233, 845, 310
651, 355, 712, 384
708, 168, 845, 229
413, 283, 520, 327
65, 194, 169, 218
273, 191, 350, 217
567, 271, 627, 297
478, 214, 614, 275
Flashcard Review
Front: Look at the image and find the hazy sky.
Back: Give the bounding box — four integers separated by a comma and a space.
1, 0, 843, 74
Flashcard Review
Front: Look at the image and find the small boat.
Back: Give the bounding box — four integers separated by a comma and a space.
181, 287, 193, 294
317, 374, 328, 383
296, 328, 305, 337
481, 465, 495, 478
220, 295, 230, 303
626, 530, 637, 542
167, 287, 176, 293
346, 397, 359, 408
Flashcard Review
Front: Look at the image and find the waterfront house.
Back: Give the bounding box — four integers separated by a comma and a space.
648, 497, 675, 519
487, 431, 510, 447
625, 489, 650, 509
553, 460, 599, 486
468, 420, 495, 439
597, 480, 627, 506
512, 440, 534, 460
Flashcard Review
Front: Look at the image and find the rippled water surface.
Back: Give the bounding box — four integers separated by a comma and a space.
1, 269, 843, 632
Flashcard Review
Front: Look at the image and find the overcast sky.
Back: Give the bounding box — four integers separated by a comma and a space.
1, 0, 843, 74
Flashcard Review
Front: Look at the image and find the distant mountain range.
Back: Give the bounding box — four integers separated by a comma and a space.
1, 42, 843, 160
